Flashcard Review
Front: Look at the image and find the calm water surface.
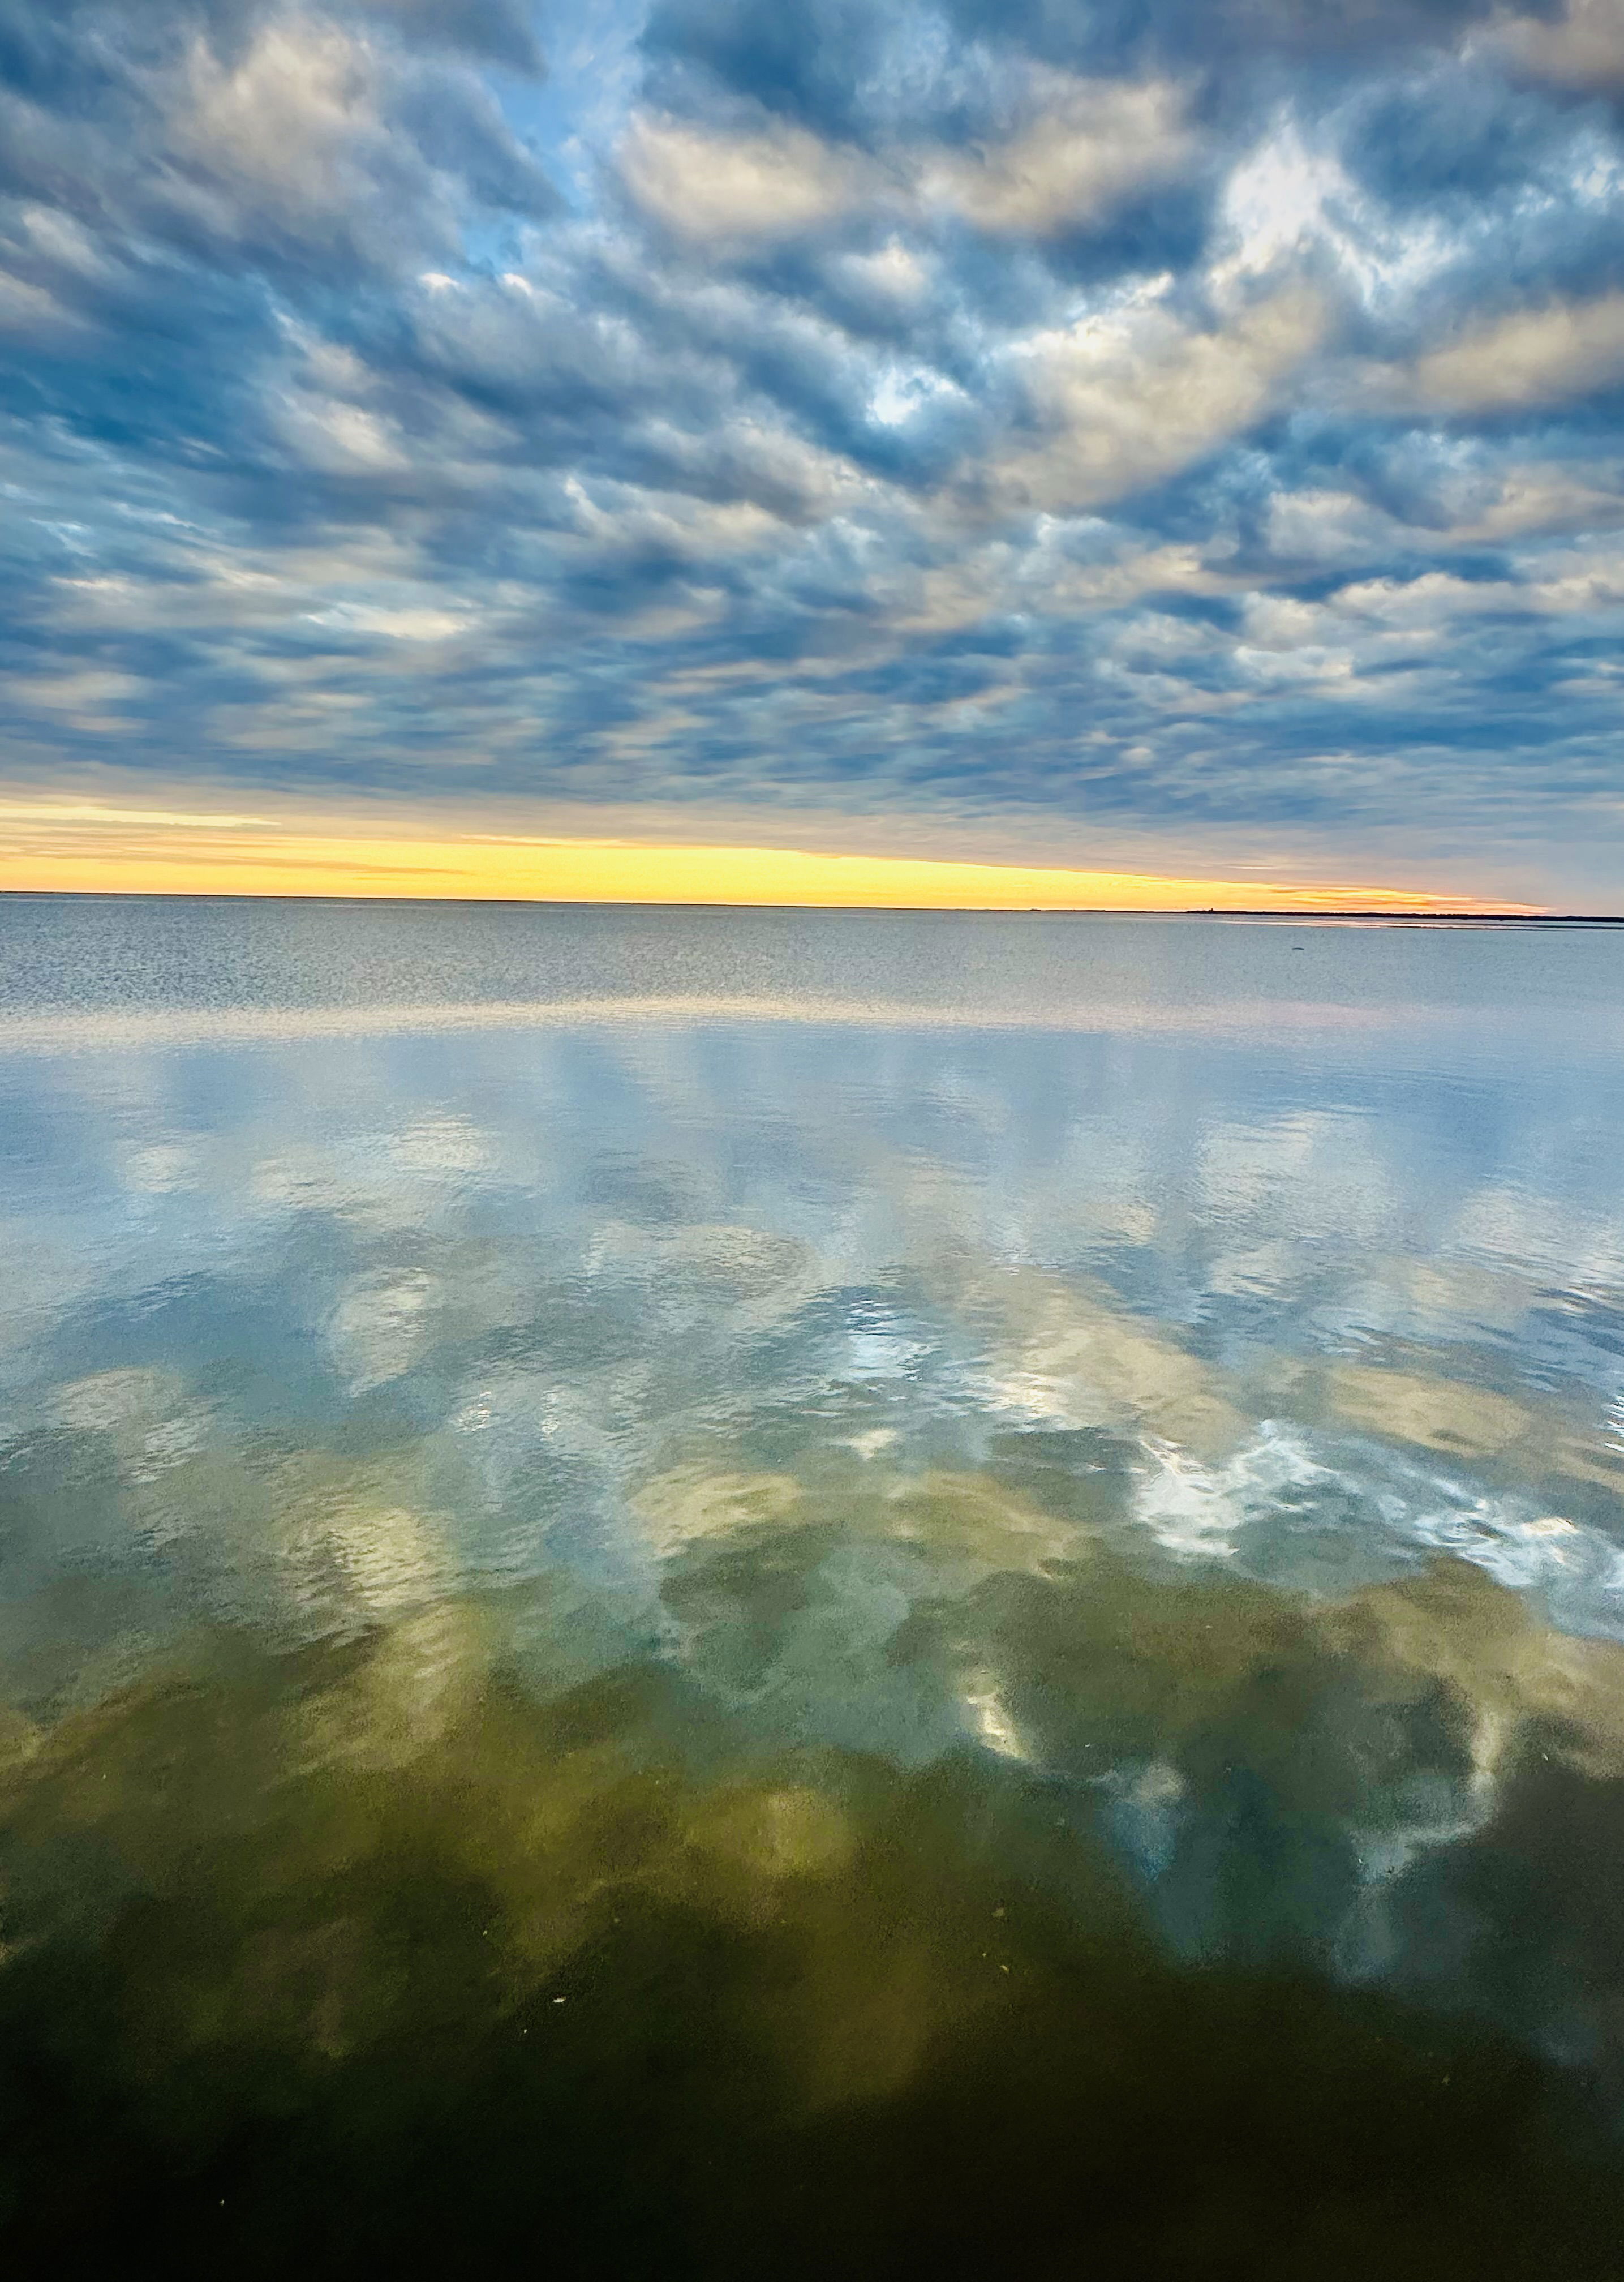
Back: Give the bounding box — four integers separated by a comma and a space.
3, 896, 1624, 2272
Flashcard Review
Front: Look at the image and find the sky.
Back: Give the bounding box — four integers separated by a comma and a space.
1, 0, 1622, 910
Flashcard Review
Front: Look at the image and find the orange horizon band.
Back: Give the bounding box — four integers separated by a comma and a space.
0, 820, 1539, 915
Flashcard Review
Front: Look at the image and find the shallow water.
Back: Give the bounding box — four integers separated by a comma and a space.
3, 896, 1624, 2271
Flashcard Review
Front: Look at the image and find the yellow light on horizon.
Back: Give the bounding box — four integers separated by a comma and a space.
0, 805, 1541, 915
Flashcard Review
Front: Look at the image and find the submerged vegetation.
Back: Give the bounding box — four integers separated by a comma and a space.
4, 1500, 1624, 2274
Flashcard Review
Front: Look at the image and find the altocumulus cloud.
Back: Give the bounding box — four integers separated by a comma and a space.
2, 0, 1623, 899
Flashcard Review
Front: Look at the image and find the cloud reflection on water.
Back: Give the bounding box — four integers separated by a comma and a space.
3, 907, 1624, 2254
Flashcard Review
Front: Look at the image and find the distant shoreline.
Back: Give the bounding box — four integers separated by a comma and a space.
1183, 910, 1624, 924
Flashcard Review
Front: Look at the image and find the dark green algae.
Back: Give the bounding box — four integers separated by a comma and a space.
1, 1571, 1623, 2279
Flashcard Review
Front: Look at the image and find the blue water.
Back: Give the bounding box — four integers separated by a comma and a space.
3, 896, 1623, 2269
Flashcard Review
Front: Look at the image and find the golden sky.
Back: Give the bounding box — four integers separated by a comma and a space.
0, 801, 1539, 913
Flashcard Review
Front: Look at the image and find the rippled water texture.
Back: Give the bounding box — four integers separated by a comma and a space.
3, 896, 1624, 2272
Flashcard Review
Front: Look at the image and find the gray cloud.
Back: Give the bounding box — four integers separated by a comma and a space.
0, 0, 1621, 901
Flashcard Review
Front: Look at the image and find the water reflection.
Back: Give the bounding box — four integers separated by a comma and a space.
2, 899, 1624, 2263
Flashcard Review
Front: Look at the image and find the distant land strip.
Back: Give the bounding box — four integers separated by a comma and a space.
1186, 910, 1623, 924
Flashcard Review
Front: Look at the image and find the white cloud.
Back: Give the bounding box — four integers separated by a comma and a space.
619, 115, 880, 242
983, 282, 1325, 515
1215, 119, 1451, 311
867, 360, 965, 427
169, 18, 387, 231
1414, 290, 1624, 411
271, 389, 410, 473
833, 237, 932, 311
920, 74, 1195, 237
620, 74, 1197, 247
302, 602, 472, 640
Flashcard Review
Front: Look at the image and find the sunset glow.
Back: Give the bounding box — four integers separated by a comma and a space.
0, 805, 1537, 913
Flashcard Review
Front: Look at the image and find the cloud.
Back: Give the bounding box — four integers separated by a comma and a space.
0, 1, 557, 299
358, 0, 545, 76
981, 282, 1326, 516
0, 0, 1620, 902
620, 114, 882, 242
918, 74, 1197, 237
620, 71, 1198, 247
1491, 0, 1624, 93
172, 19, 386, 225
0, 264, 80, 331
1412, 288, 1624, 409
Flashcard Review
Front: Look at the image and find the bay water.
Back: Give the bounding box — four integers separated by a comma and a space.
3, 896, 1623, 2272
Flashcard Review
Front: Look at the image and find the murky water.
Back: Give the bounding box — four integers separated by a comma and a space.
3, 896, 1623, 2271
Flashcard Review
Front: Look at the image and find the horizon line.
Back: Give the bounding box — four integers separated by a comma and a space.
0, 886, 1597, 921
